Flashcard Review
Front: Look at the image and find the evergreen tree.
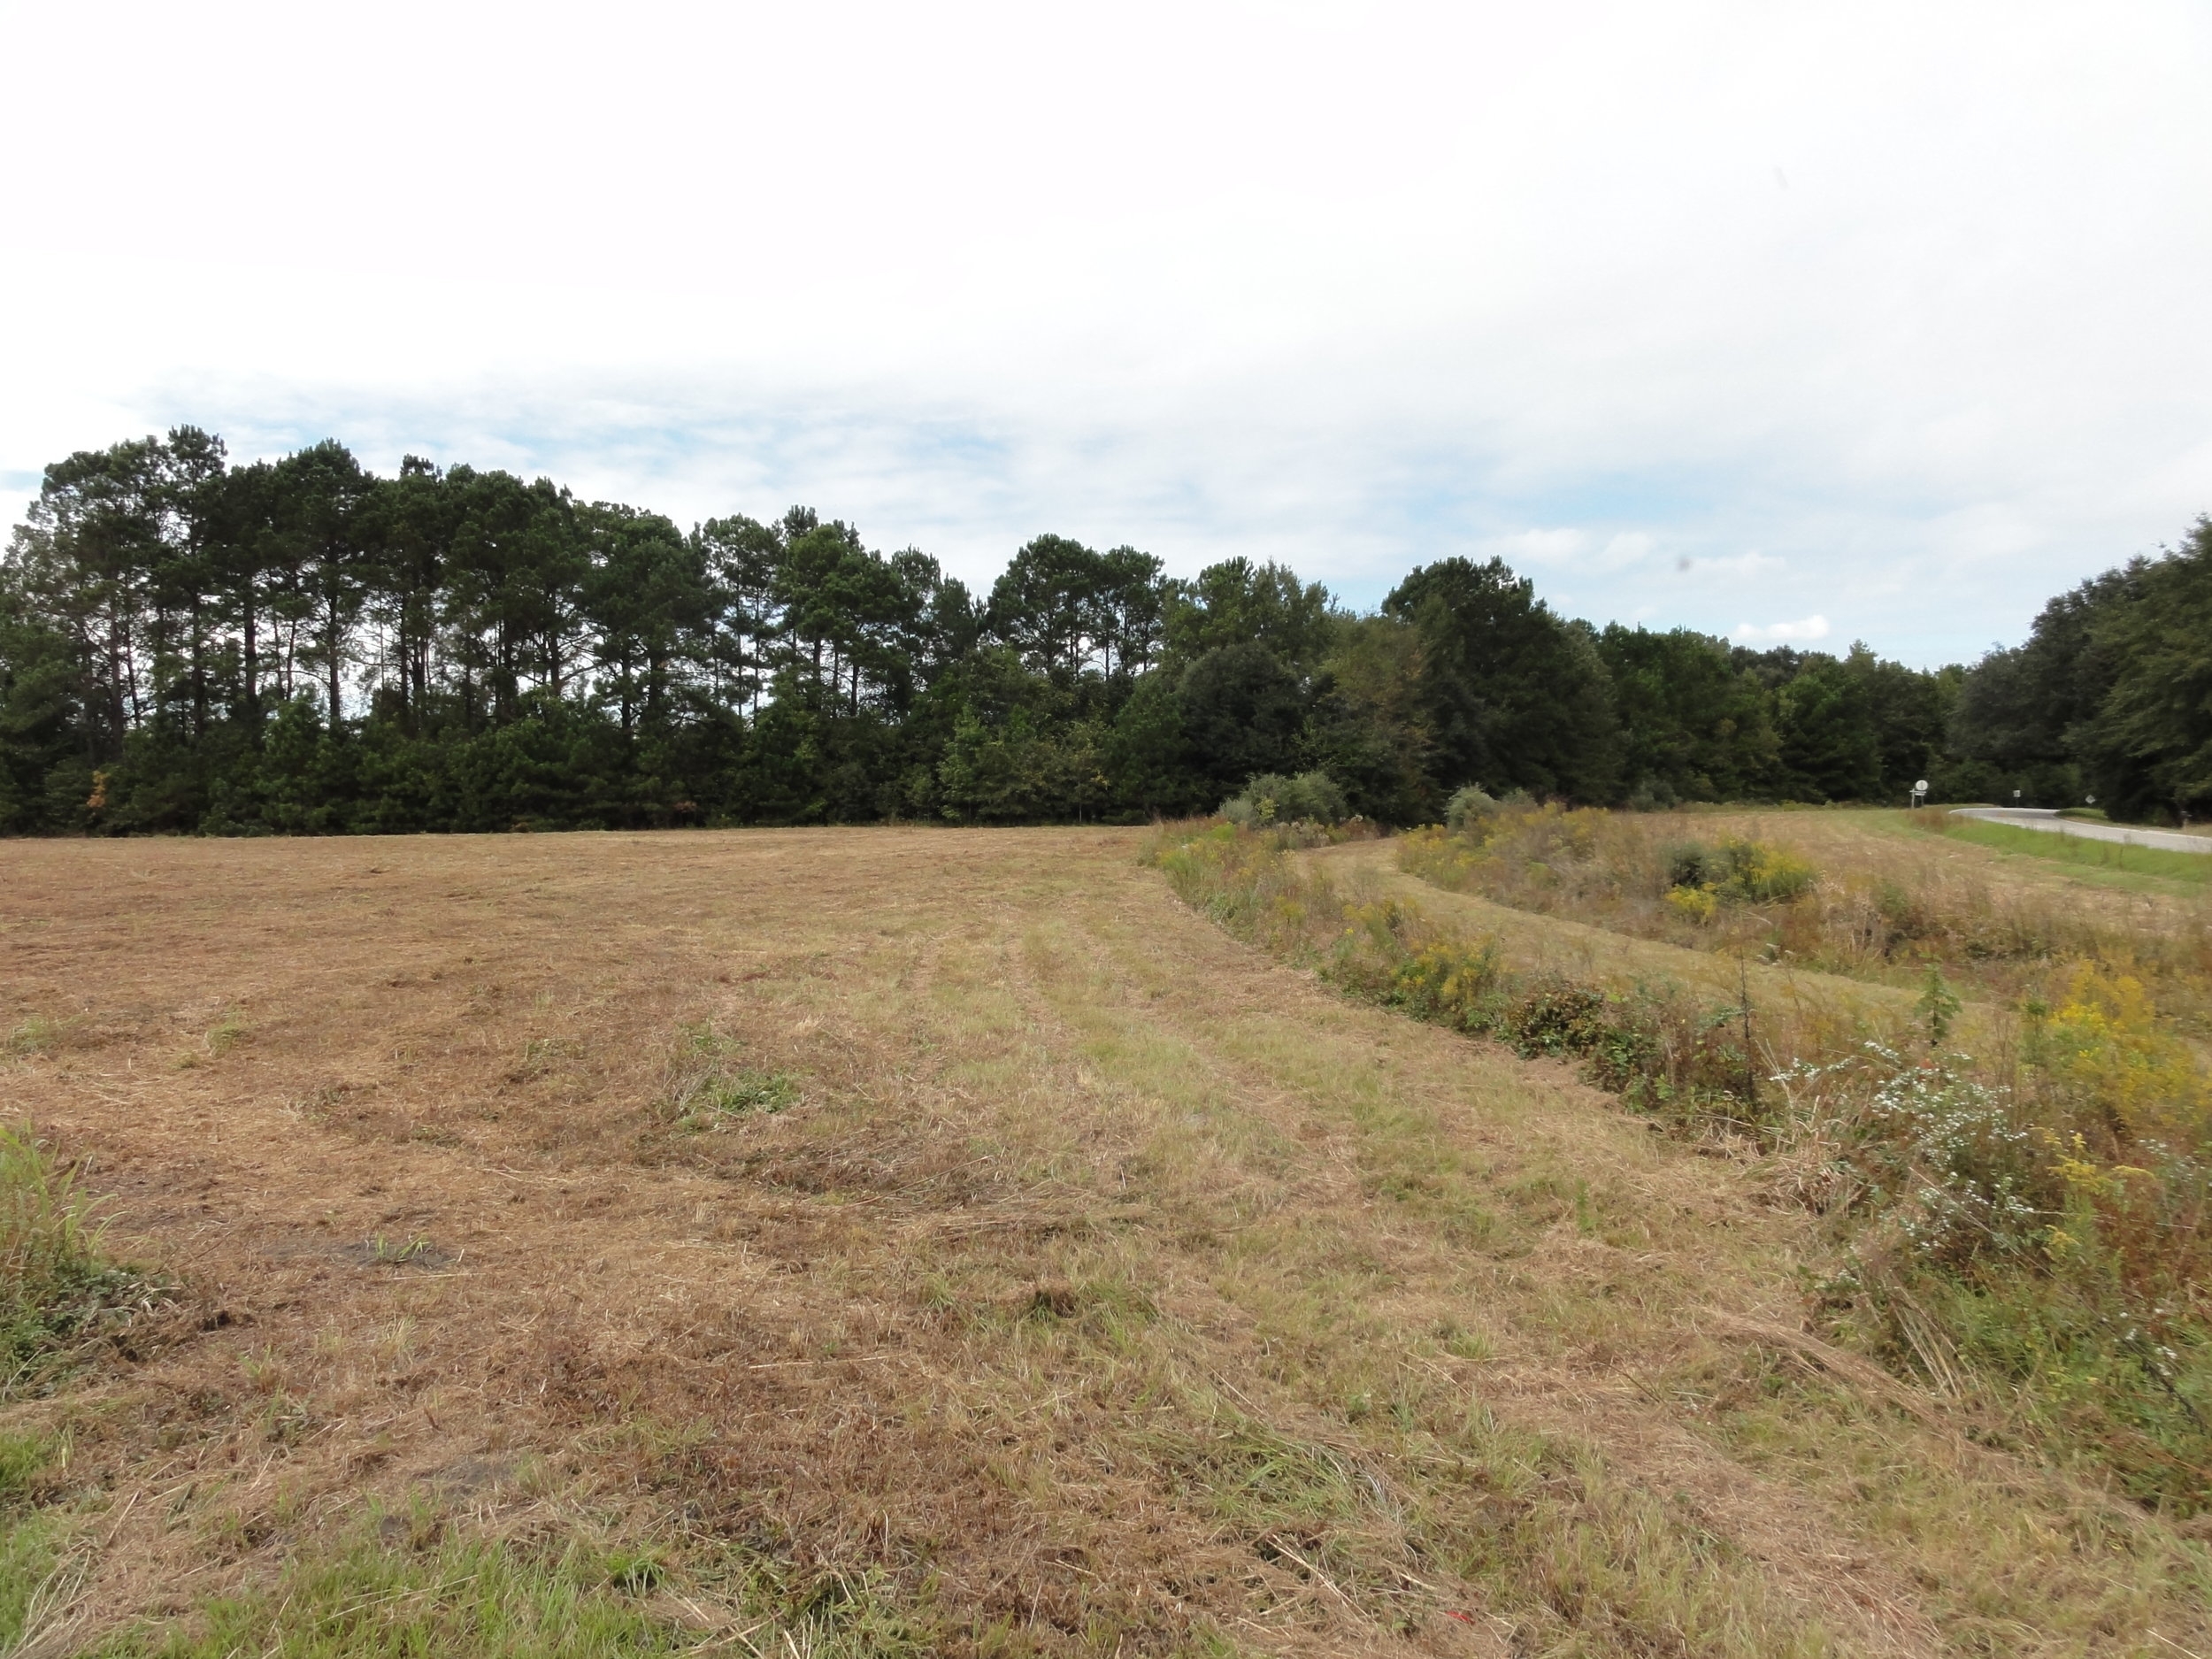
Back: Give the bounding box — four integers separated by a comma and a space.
12, 421, 2183, 836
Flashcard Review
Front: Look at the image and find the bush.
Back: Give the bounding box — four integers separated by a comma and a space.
1443, 784, 1536, 832
1659, 836, 1816, 914
1661, 841, 1712, 891
1221, 771, 1348, 827
1444, 785, 1499, 830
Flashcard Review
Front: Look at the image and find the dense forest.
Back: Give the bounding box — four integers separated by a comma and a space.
1, 428, 2206, 833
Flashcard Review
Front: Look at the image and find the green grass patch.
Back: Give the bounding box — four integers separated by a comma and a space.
94, 1527, 923, 1658
670, 1069, 798, 1133
697, 1071, 797, 1116
0, 1432, 62, 1652
1938, 818, 2212, 884
0, 1133, 172, 1650
662, 1026, 801, 1133
4, 1019, 65, 1057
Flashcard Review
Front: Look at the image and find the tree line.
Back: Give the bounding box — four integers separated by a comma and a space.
1944, 517, 2212, 822
1, 428, 2204, 833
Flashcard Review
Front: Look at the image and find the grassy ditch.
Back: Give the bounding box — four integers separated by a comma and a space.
1156, 821, 2212, 1512
1156, 822, 1773, 1131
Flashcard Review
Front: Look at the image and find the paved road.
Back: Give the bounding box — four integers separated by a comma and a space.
1948, 806, 2212, 855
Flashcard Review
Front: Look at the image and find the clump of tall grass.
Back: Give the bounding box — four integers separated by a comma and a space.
0, 1126, 161, 1392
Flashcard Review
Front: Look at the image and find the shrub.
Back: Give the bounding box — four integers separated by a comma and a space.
2032, 963, 2211, 1146
1833, 1045, 2055, 1272
1663, 885, 1719, 925
1662, 841, 1715, 891
1664, 837, 1816, 907
1379, 931, 1505, 1030
1726, 839, 1818, 903
1221, 771, 1348, 828
1444, 785, 1500, 830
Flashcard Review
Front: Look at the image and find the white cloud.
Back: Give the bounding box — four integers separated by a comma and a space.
0, 1, 2207, 664
1677, 550, 1783, 578
1734, 616, 1832, 644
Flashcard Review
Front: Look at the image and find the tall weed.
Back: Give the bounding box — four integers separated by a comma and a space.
1785, 1025, 2212, 1508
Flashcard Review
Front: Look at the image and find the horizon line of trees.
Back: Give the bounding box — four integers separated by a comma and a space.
2, 428, 2206, 834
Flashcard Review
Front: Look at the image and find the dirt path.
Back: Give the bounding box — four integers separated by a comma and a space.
2, 830, 2202, 1655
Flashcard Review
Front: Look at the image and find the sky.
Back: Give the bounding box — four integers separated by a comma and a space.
2, 0, 2208, 668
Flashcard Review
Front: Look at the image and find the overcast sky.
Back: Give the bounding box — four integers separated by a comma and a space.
3, 0, 2208, 666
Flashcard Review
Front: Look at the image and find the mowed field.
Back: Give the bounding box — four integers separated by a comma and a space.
3, 827, 2208, 1655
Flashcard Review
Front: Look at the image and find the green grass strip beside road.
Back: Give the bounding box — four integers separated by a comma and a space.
1939, 818, 2212, 884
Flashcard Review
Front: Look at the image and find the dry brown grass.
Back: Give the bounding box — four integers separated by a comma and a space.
0, 828, 2208, 1654
1400, 806, 2212, 1039
1702, 810, 2212, 1024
